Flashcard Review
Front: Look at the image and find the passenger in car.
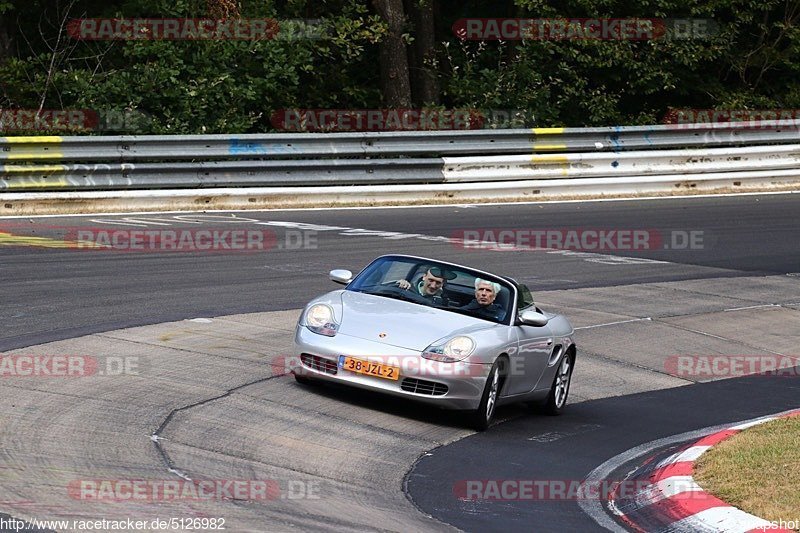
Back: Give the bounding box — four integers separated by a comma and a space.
461, 278, 505, 321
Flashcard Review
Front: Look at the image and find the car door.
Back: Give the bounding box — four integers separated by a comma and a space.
505, 283, 555, 395
507, 323, 554, 395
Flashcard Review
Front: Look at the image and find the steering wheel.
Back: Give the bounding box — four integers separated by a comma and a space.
371, 282, 433, 304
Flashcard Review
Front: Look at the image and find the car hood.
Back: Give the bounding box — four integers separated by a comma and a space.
338, 290, 494, 351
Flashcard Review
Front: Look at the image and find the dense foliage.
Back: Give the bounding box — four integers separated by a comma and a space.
0, 0, 798, 133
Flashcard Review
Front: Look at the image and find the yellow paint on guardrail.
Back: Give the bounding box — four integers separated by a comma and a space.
0, 176, 69, 188
2, 164, 67, 174
2, 162, 68, 187
2, 136, 64, 143
530, 153, 570, 176
3, 152, 65, 160
532, 129, 566, 154
0, 136, 64, 160
2, 179, 69, 189
531, 154, 570, 163
532, 144, 567, 151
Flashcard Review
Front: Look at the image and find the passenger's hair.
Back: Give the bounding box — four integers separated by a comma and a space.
474, 278, 501, 294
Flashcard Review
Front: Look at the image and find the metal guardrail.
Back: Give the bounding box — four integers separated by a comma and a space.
2, 121, 800, 191
443, 144, 800, 182
0, 159, 445, 190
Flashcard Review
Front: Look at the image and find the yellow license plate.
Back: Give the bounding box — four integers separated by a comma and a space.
339, 356, 400, 381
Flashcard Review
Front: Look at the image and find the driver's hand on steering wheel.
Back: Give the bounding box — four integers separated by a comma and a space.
396, 279, 411, 290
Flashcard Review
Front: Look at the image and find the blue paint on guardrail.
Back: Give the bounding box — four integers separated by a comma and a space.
229, 139, 297, 155
608, 129, 623, 153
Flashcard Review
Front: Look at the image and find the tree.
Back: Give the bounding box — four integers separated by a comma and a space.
405, 0, 439, 105
2, 0, 799, 132
0, 2, 15, 65
371, 0, 412, 107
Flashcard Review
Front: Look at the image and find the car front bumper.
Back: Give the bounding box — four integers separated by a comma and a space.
292, 325, 491, 410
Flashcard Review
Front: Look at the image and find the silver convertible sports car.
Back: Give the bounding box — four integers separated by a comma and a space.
291, 254, 576, 430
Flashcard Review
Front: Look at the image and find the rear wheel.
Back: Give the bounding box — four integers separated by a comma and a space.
469, 360, 502, 431
542, 352, 574, 415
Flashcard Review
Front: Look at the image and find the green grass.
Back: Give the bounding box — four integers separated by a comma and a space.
694, 415, 800, 529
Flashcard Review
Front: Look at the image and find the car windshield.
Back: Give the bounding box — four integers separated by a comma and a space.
347, 256, 514, 324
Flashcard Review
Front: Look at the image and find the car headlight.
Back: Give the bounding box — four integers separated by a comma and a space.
305, 304, 339, 337
422, 336, 475, 363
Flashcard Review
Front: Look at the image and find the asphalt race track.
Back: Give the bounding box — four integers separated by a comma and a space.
406, 378, 800, 532
1, 193, 799, 532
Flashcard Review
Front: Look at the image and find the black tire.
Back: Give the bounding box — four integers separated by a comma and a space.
542, 352, 574, 416
469, 360, 502, 431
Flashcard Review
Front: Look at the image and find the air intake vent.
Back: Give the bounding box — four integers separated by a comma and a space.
300, 354, 338, 375
548, 345, 563, 366
401, 378, 448, 396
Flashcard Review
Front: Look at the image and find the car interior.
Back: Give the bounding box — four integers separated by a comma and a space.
409, 264, 512, 313
351, 258, 517, 323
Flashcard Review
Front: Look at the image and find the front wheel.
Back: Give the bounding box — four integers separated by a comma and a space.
469, 361, 502, 431
542, 352, 574, 415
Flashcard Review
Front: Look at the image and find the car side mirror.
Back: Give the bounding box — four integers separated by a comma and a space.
519, 309, 550, 327
329, 269, 353, 285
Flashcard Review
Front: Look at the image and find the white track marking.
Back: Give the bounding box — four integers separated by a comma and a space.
255, 221, 674, 267
723, 304, 780, 311
667, 506, 775, 533
575, 318, 652, 330
88, 217, 177, 226
545, 249, 669, 265
729, 417, 778, 431
172, 215, 262, 223
656, 445, 710, 467
85, 215, 264, 227
2, 189, 798, 219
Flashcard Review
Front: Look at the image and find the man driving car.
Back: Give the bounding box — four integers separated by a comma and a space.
396, 266, 454, 304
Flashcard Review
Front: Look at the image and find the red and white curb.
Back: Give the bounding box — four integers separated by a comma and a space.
612, 408, 800, 532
